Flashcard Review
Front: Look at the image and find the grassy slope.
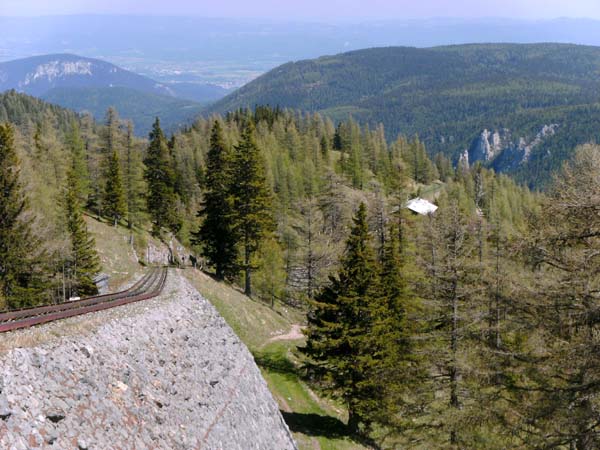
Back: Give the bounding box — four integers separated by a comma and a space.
88, 217, 366, 449
183, 269, 368, 450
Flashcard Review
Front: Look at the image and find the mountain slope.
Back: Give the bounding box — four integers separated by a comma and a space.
0, 54, 229, 134
0, 53, 177, 97
210, 43, 600, 185
42, 86, 204, 135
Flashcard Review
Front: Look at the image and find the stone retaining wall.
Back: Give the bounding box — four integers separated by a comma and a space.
0, 271, 296, 450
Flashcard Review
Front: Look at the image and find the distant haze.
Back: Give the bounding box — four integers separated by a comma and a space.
2, 0, 600, 20
3, 11, 600, 89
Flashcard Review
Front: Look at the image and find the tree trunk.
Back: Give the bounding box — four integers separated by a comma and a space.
244, 240, 252, 297
347, 407, 360, 435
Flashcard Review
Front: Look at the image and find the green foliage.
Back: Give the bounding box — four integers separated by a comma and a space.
0, 124, 48, 308
192, 121, 238, 280
124, 121, 146, 229
144, 118, 181, 235
230, 122, 275, 296
42, 86, 205, 136
210, 43, 600, 186
103, 149, 127, 225
302, 203, 379, 434
64, 163, 100, 297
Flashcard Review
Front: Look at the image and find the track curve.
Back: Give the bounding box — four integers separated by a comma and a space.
0, 267, 168, 333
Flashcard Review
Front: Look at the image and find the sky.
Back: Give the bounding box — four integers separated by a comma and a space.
2, 0, 600, 20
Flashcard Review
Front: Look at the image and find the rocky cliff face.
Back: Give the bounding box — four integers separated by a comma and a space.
0, 271, 296, 450
460, 124, 558, 171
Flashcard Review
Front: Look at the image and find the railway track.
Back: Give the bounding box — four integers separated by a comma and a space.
0, 267, 168, 333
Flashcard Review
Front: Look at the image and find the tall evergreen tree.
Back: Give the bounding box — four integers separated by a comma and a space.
366, 223, 421, 429
302, 203, 378, 435
0, 124, 47, 308
144, 118, 181, 236
103, 149, 127, 226
230, 122, 274, 296
64, 162, 100, 297
192, 121, 238, 280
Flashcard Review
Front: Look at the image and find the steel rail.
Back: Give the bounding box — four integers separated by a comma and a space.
0, 268, 158, 322
0, 267, 168, 333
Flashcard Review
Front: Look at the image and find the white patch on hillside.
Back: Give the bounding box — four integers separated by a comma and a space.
20, 60, 94, 87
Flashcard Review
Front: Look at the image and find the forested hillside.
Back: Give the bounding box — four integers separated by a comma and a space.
210, 43, 600, 186
5, 94, 600, 447
0, 54, 228, 135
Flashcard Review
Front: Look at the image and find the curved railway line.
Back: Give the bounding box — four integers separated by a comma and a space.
0, 267, 168, 333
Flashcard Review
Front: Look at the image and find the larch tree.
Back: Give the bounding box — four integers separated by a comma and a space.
515, 144, 600, 449
124, 121, 145, 230
230, 122, 274, 296
0, 124, 47, 308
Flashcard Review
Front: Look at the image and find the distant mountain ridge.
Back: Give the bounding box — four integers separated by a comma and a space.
209, 43, 600, 185
0, 54, 229, 134
0, 54, 175, 97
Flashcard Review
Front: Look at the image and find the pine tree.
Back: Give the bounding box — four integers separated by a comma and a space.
103, 149, 127, 226
302, 203, 378, 435
0, 124, 47, 308
192, 121, 238, 280
230, 122, 274, 296
144, 118, 181, 236
65, 162, 100, 297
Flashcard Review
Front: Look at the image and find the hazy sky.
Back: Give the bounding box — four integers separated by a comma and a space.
2, 0, 600, 20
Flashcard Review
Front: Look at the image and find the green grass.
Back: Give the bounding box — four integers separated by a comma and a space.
184, 269, 369, 450
89, 217, 369, 449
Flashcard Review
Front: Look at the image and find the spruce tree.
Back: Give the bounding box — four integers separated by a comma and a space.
0, 124, 46, 308
366, 223, 421, 428
103, 149, 127, 226
302, 203, 378, 435
144, 118, 181, 236
65, 163, 100, 297
230, 122, 274, 296
192, 121, 238, 280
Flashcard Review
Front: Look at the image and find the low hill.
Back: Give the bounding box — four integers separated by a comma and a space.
211, 43, 600, 186
42, 86, 204, 136
0, 54, 228, 135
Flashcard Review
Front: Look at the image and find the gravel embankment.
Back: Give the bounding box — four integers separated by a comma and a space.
0, 270, 297, 450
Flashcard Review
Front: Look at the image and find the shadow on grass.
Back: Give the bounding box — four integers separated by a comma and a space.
253, 351, 297, 376
282, 411, 349, 439
282, 411, 381, 448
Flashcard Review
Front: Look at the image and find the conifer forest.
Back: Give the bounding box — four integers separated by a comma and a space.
3, 83, 600, 447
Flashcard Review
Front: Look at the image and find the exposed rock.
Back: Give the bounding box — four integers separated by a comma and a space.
0, 271, 296, 449
465, 124, 558, 171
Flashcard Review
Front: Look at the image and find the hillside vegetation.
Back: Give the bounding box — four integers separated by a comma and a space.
43, 86, 204, 136
0, 54, 227, 135
6, 93, 600, 448
211, 43, 600, 185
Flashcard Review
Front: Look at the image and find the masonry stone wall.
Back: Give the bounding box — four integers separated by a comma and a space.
0, 271, 296, 450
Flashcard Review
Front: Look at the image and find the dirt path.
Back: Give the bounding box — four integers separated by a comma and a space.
268, 324, 305, 343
